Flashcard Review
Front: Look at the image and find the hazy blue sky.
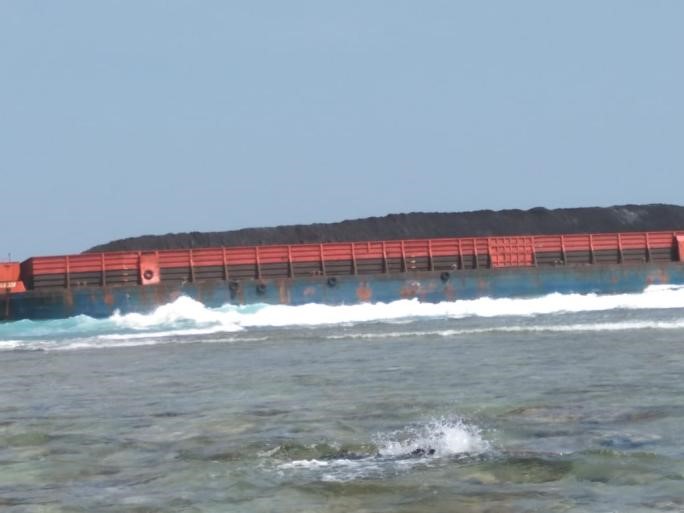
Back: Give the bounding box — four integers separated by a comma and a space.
2, 2, 683, 259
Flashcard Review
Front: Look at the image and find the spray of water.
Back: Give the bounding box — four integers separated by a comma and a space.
375, 417, 490, 458
273, 417, 490, 482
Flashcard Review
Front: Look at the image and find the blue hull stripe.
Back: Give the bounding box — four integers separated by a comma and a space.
3, 263, 684, 321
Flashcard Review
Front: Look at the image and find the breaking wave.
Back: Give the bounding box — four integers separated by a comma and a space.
1, 285, 684, 351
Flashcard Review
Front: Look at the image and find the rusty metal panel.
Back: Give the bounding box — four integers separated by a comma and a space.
0, 262, 20, 283
15, 229, 684, 294
139, 253, 160, 285
677, 236, 684, 262
489, 236, 535, 268
0, 262, 25, 293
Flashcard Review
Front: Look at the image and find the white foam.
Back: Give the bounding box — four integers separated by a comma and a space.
98, 326, 241, 340
325, 319, 684, 340
110, 284, 684, 332
375, 417, 490, 458
273, 417, 490, 482
0, 334, 270, 352
2, 284, 684, 351
0, 340, 23, 350
277, 459, 333, 470
111, 296, 243, 332
515, 320, 684, 332
9, 317, 679, 352
277, 458, 383, 482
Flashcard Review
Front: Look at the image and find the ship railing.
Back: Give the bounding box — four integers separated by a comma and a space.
17, 230, 684, 290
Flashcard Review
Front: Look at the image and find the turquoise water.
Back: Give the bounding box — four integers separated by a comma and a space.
2, 287, 684, 512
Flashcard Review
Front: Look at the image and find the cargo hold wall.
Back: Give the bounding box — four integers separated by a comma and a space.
19, 231, 683, 290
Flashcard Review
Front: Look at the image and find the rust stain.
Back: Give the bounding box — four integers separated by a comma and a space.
303, 286, 316, 297
195, 281, 216, 304
2, 294, 8, 320
155, 287, 164, 306
103, 290, 114, 307
444, 283, 456, 301
64, 289, 74, 309
356, 282, 372, 302
645, 270, 669, 285
400, 280, 421, 299
278, 281, 289, 304
477, 278, 490, 292
140, 287, 153, 308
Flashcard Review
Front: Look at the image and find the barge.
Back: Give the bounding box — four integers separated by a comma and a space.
2, 230, 684, 321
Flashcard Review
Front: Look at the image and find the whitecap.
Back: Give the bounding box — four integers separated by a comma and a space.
2, 284, 684, 350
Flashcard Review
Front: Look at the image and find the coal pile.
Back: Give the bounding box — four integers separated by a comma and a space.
87, 204, 684, 253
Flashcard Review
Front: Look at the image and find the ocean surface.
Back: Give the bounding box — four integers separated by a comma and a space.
2, 286, 684, 512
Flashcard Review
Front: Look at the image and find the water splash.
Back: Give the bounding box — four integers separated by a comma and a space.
110, 296, 243, 331
272, 417, 490, 482
375, 417, 490, 459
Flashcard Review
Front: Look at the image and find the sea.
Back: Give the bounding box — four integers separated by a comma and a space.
2, 285, 684, 513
